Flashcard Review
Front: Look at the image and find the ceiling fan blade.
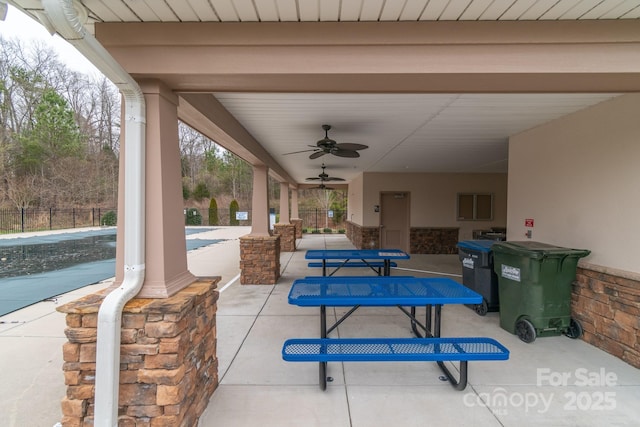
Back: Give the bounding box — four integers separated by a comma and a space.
335, 143, 368, 151
323, 177, 345, 181
310, 151, 327, 159
283, 148, 318, 155
306, 177, 322, 181
332, 149, 360, 158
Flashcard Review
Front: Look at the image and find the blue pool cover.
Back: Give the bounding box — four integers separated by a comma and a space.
0, 228, 223, 316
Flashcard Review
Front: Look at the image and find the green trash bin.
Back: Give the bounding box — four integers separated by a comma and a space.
492, 241, 590, 343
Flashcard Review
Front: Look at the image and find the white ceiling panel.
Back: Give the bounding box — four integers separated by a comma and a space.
379, 0, 405, 21
319, 0, 340, 21
187, 0, 220, 22
400, 0, 429, 20
600, 0, 640, 18
213, 92, 619, 182
122, 0, 158, 21
166, 0, 199, 21
580, 0, 629, 18
460, 0, 493, 20
277, 0, 299, 21
139, 0, 178, 21
440, 0, 474, 20
420, 0, 450, 20
233, 0, 259, 21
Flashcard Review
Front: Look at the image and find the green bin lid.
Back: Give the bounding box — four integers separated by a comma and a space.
492, 241, 590, 259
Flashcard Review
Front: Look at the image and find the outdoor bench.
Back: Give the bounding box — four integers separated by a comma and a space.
307, 261, 397, 276
282, 336, 509, 391
305, 249, 409, 276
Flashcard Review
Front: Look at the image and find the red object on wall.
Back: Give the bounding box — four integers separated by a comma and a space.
525, 219, 534, 227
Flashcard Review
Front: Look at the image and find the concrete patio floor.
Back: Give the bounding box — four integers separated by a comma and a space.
1, 228, 639, 426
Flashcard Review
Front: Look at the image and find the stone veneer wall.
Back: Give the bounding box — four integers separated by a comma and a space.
57, 279, 220, 426
572, 266, 640, 369
273, 223, 296, 252
239, 235, 280, 284
290, 219, 303, 239
345, 221, 379, 249
410, 227, 459, 254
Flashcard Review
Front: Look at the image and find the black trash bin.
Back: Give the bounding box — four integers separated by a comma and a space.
457, 240, 499, 316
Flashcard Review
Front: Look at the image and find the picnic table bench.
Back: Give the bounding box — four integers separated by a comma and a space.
305, 249, 409, 276
283, 276, 509, 390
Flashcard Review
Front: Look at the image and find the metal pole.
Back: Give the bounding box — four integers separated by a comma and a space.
21, 208, 25, 233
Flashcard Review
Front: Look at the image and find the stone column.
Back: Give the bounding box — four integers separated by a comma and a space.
240, 165, 280, 284
57, 279, 220, 426
273, 182, 296, 252
114, 79, 196, 298
290, 188, 303, 238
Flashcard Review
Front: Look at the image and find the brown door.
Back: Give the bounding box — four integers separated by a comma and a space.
380, 192, 410, 252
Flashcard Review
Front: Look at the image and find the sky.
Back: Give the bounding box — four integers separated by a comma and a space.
0, 4, 101, 76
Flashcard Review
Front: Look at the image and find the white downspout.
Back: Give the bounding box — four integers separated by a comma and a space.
40, 1, 146, 426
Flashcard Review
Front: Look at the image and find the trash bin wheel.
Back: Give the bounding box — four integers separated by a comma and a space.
564, 318, 583, 339
515, 318, 536, 343
474, 299, 489, 316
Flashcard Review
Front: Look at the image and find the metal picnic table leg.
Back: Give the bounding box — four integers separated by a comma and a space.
319, 304, 327, 390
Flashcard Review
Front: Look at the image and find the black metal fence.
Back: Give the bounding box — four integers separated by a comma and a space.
0, 208, 115, 234
297, 209, 347, 232
183, 208, 347, 232
0, 207, 348, 234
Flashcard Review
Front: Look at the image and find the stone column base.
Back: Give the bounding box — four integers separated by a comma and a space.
240, 235, 281, 284
290, 218, 303, 239
273, 223, 296, 252
56, 278, 220, 427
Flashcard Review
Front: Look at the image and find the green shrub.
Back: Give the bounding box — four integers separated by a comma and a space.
101, 210, 117, 226
302, 228, 308, 233
338, 229, 345, 234
311, 229, 321, 234
229, 200, 239, 226
182, 184, 191, 200
208, 198, 219, 226
185, 208, 202, 225
323, 227, 332, 233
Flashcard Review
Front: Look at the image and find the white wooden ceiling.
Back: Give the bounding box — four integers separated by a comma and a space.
8, 0, 635, 182
53, 0, 640, 26
213, 92, 619, 181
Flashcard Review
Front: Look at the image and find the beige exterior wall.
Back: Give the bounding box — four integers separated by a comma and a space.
508, 94, 640, 275
347, 173, 364, 225
361, 172, 508, 240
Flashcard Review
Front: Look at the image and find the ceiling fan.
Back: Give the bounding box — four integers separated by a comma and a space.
284, 124, 369, 159
306, 164, 345, 182
309, 183, 334, 190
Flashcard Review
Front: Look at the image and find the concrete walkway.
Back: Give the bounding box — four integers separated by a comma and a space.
1, 228, 639, 426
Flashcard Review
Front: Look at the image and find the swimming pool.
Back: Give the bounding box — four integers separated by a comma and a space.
0, 228, 223, 316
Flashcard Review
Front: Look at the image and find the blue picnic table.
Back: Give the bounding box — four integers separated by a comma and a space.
305, 249, 409, 276
283, 275, 509, 390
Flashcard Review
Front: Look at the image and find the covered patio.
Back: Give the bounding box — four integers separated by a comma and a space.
2, 229, 640, 426
3, 1, 640, 425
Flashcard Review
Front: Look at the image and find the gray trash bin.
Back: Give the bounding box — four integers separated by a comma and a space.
457, 240, 499, 316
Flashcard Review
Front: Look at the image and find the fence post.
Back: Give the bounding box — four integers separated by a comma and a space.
21, 208, 25, 233
50, 208, 53, 230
